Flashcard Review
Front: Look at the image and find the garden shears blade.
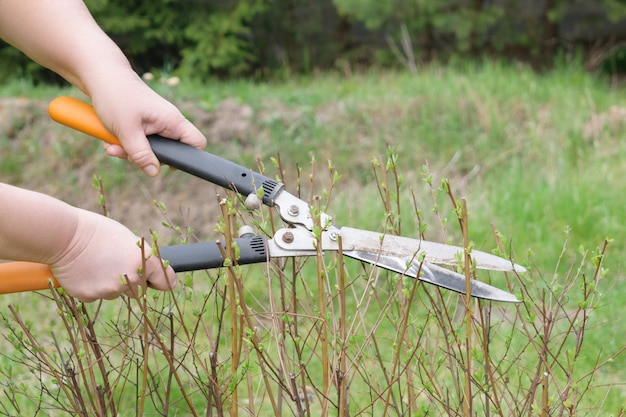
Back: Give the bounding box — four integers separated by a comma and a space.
0, 97, 524, 303
152, 223, 522, 303
342, 251, 520, 303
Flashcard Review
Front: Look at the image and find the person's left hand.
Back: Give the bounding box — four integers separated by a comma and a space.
89, 67, 207, 176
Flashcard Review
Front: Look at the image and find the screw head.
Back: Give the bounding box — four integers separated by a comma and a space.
282, 231, 295, 243
288, 205, 300, 217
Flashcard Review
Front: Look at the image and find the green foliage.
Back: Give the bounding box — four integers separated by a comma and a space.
5, 0, 626, 81
0, 0, 268, 83
333, 0, 626, 66
178, 0, 266, 79
605, 0, 626, 20
332, 0, 395, 29
333, 0, 503, 56
546, 0, 626, 25
250, 0, 348, 73
88, 0, 267, 78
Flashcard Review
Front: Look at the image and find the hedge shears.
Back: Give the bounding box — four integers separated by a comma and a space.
0, 97, 525, 302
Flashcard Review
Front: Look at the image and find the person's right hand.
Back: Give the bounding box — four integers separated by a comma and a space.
50, 208, 177, 302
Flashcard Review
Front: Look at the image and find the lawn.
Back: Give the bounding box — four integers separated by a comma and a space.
1, 59, 626, 415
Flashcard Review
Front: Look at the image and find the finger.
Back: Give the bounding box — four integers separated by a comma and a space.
144, 260, 177, 291
73, 286, 119, 302
146, 271, 177, 291
116, 129, 160, 176
173, 119, 207, 150
124, 287, 139, 299
104, 143, 127, 159
121, 273, 143, 299
76, 295, 98, 303
156, 117, 207, 151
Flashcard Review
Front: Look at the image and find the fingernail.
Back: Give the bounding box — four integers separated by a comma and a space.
144, 165, 159, 176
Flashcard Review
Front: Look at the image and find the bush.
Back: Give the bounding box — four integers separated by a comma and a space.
0, 155, 622, 416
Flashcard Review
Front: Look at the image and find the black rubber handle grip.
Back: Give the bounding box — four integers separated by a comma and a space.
48, 97, 284, 206
159, 235, 268, 272
148, 136, 283, 206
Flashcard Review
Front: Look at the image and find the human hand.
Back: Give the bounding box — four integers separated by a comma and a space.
0, 1, 206, 177
50, 208, 177, 302
88, 67, 207, 176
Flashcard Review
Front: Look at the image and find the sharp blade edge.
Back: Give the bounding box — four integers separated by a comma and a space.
343, 250, 520, 303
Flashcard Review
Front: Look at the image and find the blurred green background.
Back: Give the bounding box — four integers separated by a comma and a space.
4, 1, 626, 414
4, 0, 626, 82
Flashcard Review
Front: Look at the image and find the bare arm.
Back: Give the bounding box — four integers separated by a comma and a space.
0, 0, 130, 94
0, 0, 207, 176
0, 1, 204, 300
0, 183, 176, 301
0, 184, 77, 264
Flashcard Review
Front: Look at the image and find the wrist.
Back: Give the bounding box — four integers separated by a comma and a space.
81, 63, 142, 100
48, 208, 98, 270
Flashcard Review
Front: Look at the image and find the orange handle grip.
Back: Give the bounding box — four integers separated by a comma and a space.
0, 97, 114, 295
0, 98, 122, 295
0, 262, 59, 294
48, 96, 121, 146
0, 97, 119, 295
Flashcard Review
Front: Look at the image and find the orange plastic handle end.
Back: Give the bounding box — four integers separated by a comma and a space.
2, 96, 123, 296
0, 262, 59, 294
48, 96, 121, 146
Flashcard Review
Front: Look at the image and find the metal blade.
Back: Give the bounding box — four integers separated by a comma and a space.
343, 250, 520, 303
334, 227, 526, 273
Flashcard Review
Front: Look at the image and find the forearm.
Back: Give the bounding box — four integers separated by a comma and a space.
0, 0, 134, 96
0, 183, 77, 264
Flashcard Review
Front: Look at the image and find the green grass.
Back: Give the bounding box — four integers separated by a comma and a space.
2, 58, 626, 415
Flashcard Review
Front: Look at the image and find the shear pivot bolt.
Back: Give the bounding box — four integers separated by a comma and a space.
238, 225, 254, 238
282, 231, 295, 244
244, 193, 260, 210
288, 205, 300, 217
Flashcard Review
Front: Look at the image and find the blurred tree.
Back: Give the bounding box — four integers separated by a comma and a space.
177, 0, 266, 78
3, 0, 626, 82
88, 0, 266, 78
0, 0, 267, 83
332, 0, 626, 69
250, 0, 350, 73
544, 0, 626, 70
332, 0, 504, 65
